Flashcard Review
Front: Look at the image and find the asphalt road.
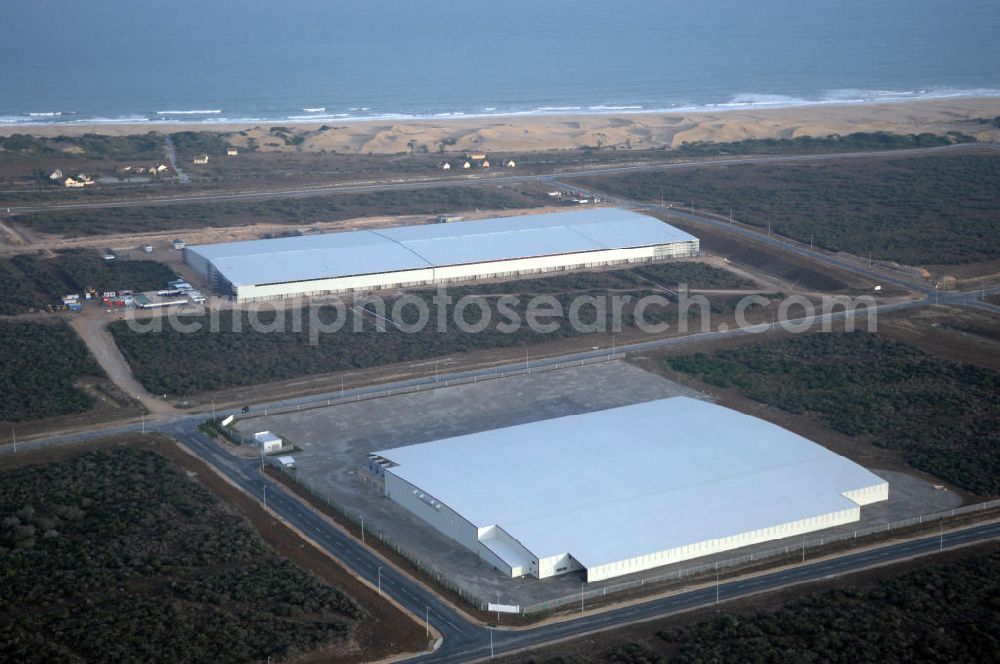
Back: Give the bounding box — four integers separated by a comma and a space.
3, 154, 999, 658
4, 280, 998, 662
5, 143, 995, 215
156, 421, 999, 664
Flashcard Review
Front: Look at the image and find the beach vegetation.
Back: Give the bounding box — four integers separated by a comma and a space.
0, 319, 106, 422
16, 185, 546, 236
666, 332, 1000, 494
0, 447, 366, 663
579, 152, 1000, 265
0, 133, 163, 161
109, 262, 753, 397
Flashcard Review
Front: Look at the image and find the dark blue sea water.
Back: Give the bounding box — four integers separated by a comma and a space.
2, 0, 999, 126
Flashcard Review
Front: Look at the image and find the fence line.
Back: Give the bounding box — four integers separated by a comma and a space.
221, 359, 999, 615
278, 467, 488, 611
521, 497, 1000, 614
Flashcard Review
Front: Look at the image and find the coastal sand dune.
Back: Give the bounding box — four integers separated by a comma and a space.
4, 98, 999, 154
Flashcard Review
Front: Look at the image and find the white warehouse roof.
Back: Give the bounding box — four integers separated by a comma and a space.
376, 397, 887, 574
186, 208, 696, 287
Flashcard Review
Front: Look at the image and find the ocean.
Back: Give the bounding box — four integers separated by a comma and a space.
2, 0, 999, 127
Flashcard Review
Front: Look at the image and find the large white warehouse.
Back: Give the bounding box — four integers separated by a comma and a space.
370, 397, 888, 583
184, 208, 699, 302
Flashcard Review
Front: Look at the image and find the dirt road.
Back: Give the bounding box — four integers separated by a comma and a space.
68, 310, 176, 417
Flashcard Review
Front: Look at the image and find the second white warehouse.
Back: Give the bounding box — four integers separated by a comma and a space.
369, 397, 889, 583
184, 208, 699, 302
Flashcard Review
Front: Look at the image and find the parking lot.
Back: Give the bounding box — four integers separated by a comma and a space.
235, 360, 962, 609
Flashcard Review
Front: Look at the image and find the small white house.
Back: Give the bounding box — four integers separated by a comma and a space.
462, 161, 472, 169
226, 147, 239, 156
49, 169, 63, 181
505, 159, 516, 168
254, 431, 283, 454
277, 456, 296, 470
153, 164, 169, 173
441, 162, 451, 170
141, 244, 153, 254
193, 154, 210, 164
64, 177, 84, 188
481, 159, 491, 169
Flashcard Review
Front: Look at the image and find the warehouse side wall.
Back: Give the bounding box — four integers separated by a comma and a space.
228, 240, 701, 302
585, 505, 861, 583
383, 471, 481, 552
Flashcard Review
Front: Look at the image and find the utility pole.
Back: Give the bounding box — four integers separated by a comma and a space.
260, 445, 265, 471
263, 485, 267, 510
360, 515, 365, 543
715, 570, 720, 605
425, 606, 430, 637
525, 349, 529, 373
810, 234, 813, 251
377, 567, 382, 595
729, 208, 733, 225
611, 333, 616, 358
11, 426, 15, 454
940, 520, 944, 552
801, 536, 806, 563
580, 581, 585, 613
141, 412, 145, 436
489, 626, 494, 660
341, 376, 345, 400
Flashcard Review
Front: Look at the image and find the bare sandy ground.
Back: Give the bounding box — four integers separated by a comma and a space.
4, 98, 999, 154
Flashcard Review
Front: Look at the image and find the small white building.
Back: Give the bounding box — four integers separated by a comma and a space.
462, 161, 472, 169
142, 244, 153, 254
226, 147, 239, 156
64, 177, 84, 188
193, 155, 210, 164
441, 162, 451, 170
505, 159, 516, 168
254, 431, 283, 454
172, 239, 186, 250
49, 169, 63, 181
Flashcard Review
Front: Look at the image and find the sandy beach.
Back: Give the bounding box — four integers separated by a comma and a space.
3, 97, 999, 155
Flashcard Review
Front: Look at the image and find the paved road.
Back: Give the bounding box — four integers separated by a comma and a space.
12, 415, 996, 663
158, 419, 1000, 663
4, 150, 999, 658
3, 284, 997, 661
5, 143, 994, 215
